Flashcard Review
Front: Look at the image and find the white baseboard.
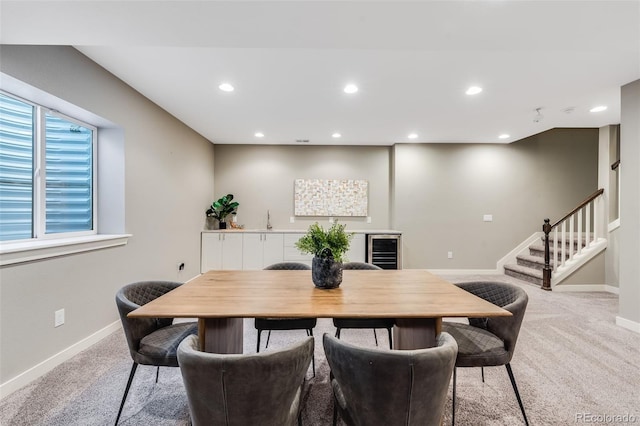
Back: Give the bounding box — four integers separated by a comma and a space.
427, 269, 500, 275
616, 316, 640, 334
553, 284, 619, 294
0, 321, 120, 400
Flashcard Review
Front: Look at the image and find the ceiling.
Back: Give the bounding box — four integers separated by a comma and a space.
1, 1, 639, 146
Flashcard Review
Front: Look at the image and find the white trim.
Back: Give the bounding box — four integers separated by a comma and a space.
496, 232, 543, 271
553, 284, 619, 294
0, 321, 121, 399
0, 234, 131, 266
427, 269, 499, 275
551, 238, 608, 287
608, 218, 621, 232
615, 316, 640, 334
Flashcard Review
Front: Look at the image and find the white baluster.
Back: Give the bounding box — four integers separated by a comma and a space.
577, 207, 583, 255
585, 203, 591, 248
553, 227, 559, 272
569, 215, 575, 260
561, 221, 567, 268
593, 199, 599, 243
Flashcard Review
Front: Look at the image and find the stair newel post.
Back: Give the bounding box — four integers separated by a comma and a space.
542, 218, 552, 291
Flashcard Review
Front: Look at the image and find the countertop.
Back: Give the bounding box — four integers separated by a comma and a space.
202, 229, 402, 234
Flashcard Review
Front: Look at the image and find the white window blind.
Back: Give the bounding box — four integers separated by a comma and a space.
0, 92, 96, 242
0, 93, 34, 241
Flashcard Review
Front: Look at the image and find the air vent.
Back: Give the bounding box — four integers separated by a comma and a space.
295, 139, 310, 143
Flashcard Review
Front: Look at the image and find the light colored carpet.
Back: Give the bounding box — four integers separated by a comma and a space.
1, 275, 639, 425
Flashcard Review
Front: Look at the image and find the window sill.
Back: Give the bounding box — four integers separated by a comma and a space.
0, 234, 131, 266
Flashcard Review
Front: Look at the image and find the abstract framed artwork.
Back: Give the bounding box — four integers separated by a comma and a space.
294, 179, 368, 217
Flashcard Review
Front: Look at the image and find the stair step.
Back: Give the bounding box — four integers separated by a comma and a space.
504, 264, 543, 286
529, 244, 576, 260
545, 236, 588, 248
516, 254, 555, 271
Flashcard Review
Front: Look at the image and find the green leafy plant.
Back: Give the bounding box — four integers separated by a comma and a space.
206, 194, 239, 223
295, 222, 353, 262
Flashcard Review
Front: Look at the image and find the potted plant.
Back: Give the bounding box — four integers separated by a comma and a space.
206, 194, 239, 229
296, 222, 353, 289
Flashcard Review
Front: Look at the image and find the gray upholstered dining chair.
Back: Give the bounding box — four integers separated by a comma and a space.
332, 262, 395, 349
442, 281, 529, 426
178, 334, 314, 426
114, 281, 197, 425
323, 332, 458, 426
255, 262, 316, 375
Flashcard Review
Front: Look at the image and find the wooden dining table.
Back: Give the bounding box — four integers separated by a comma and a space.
129, 269, 511, 353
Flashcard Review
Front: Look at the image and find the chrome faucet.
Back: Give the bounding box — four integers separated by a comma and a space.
266, 210, 273, 230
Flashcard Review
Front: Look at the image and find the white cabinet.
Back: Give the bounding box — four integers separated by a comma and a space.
346, 233, 366, 263
201, 233, 243, 272
242, 232, 284, 270
283, 233, 313, 266
202, 231, 393, 272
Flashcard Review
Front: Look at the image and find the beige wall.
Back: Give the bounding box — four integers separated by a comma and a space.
392, 129, 599, 269
0, 46, 215, 384
214, 129, 599, 271
619, 79, 640, 325
213, 145, 391, 231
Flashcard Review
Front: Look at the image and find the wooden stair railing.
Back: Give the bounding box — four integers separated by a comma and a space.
542, 188, 605, 290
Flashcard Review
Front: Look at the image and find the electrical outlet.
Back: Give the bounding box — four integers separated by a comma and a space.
329, 217, 335, 224
290, 216, 295, 223
483, 214, 493, 222
54, 309, 65, 327
366, 216, 372, 223
447, 251, 453, 259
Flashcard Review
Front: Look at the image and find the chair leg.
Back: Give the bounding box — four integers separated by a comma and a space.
256, 329, 262, 353
155, 366, 160, 383
387, 327, 393, 349
265, 330, 272, 348
452, 367, 457, 426
373, 329, 379, 346
481, 366, 485, 383
115, 362, 138, 425
505, 363, 529, 426
309, 328, 315, 378
335, 328, 341, 339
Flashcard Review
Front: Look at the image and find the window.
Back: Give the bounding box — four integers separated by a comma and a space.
0, 91, 96, 242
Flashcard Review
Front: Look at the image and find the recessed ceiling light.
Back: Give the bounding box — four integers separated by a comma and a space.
344, 84, 358, 94
332, 133, 342, 138
408, 133, 418, 139
499, 134, 510, 139
466, 86, 483, 95
590, 105, 607, 113
218, 83, 234, 92
254, 132, 264, 138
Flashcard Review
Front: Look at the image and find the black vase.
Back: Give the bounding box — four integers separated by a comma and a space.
312, 256, 343, 289
219, 221, 227, 229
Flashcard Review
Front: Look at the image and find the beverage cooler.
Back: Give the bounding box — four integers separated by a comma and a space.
366, 234, 402, 269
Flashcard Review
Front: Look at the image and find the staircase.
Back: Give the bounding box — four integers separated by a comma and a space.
501, 188, 607, 290
504, 238, 585, 286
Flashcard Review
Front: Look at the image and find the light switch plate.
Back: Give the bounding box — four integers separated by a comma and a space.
54, 309, 65, 327
483, 214, 493, 222
290, 216, 295, 223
